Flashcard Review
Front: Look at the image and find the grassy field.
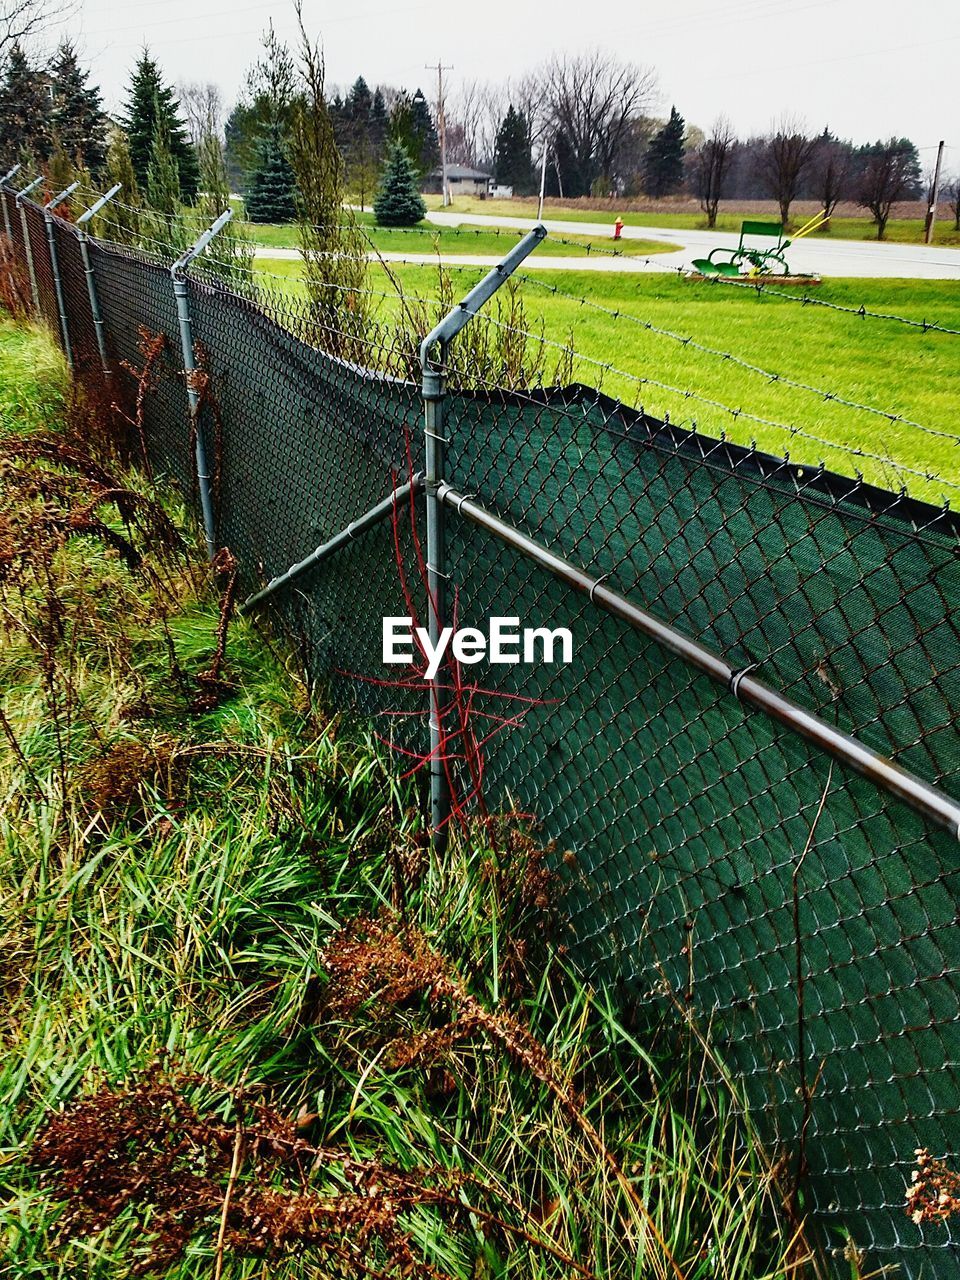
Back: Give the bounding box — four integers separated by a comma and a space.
253, 258, 960, 503
244, 210, 672, 258
0, 316, 815, 1277
421, 194, 960, 247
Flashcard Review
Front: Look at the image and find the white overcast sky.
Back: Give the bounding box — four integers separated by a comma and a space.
47, 0, 958, 161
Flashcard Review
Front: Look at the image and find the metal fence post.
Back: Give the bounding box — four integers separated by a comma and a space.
44, 181, 79, 368
418, 223, 546, 852
170, 209, 234, 563
16, 175, 43, 313
0, 163, 21, 239
76, 184, 122, 383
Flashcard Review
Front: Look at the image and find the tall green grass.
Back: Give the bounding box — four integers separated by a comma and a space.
0, 317, 820, 1277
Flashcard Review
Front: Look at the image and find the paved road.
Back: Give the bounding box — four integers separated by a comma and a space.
422, 210, 960, 280
253, 211, 960, 280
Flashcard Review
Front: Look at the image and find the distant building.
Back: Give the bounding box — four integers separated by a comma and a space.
422, 165, 493, 198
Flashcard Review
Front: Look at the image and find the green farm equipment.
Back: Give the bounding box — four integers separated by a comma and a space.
692, 210, 828, 278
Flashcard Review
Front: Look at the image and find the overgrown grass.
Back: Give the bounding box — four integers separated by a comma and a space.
0, 321, 818, 1277
0, 316, 68, 431
253, 258, 960, 502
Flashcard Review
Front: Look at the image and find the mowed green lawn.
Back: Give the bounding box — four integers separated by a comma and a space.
253, 258, 960, 504
244, 211, 672, 258
421, 194, 960, 248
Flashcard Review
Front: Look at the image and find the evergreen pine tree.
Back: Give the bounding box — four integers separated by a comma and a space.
494, 106, 534, 194
347, 75, 372, 121
145, 119, 181, 216
545, 130, 587, 198
103, 133, 141, 244
0, 44, 52, 168
46, 139, 76, 197
49, 42, 108, 173
122, 50, 200, 202
144, 119, 190, 257
369, 88, 389, 148
197, 114, 253, 286
373, 141, 426, 226
409, 88, 439, 173
246, 128, 296, 222
643, 106, 685, 198
337, 75, 380, 209
390, 88, 438, 175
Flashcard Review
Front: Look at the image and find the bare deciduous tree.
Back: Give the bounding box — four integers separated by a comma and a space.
694, 116, 734, 229
809, 131, 852, 230
538, 49, 657, 194
446, 78, 498, 168
0, 0, 74, 65
178, 82, 223, 148
857, 138, 919, 239
761, 116, 816, 224
946, 176, 960, 232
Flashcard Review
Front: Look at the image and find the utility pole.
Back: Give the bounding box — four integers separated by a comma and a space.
924, 140, 945, 245
537, 141, 548, 221
426, 60, 453, 207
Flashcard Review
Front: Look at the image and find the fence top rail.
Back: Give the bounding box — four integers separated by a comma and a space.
438, 479, 960, 842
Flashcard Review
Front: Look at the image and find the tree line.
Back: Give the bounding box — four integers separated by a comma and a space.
0, 36, 955, 243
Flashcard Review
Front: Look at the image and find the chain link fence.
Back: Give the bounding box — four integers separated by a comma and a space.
4, 188, 959, 1278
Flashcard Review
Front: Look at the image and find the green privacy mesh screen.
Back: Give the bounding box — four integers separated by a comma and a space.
9, 199, 959, 1278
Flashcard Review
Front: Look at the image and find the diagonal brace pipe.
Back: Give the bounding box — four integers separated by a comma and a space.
240, 474, 424, 616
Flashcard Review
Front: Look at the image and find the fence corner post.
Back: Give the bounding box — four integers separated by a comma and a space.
418, 222, 546, 853
43, 181, 80, 368
170, 208, 234, 564
76, 184, 122, 384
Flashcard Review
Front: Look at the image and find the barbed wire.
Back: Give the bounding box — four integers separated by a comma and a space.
688, 272, 960, 336
27, 186, 959, 495
470, 310, 960, 497
514, 270, 959, 444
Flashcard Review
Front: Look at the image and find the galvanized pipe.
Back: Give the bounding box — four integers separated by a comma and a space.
419, 223, 547, 853
0, 163, 21, 240
438, 481, 960, 843
170, 209, 234, 563
76, 185, 122, 382
43, 181, 79, 369
172, 273, 216, 560
422, 351, 450, 850
16, 176, 43, 312
240, 474, 424, 615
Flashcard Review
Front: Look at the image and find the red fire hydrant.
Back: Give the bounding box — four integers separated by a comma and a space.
614, 216, 624, 240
